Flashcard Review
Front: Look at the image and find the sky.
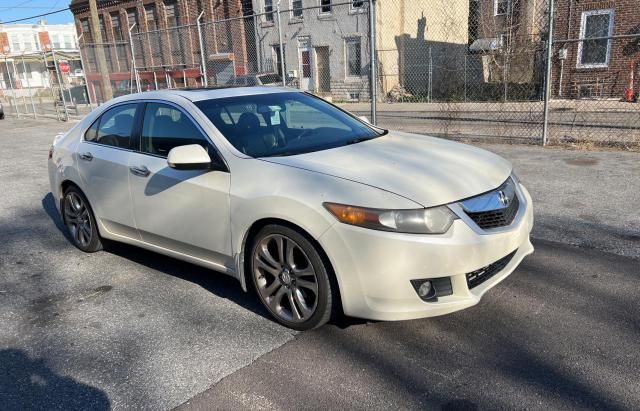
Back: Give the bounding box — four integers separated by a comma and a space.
0, 0, 74, 25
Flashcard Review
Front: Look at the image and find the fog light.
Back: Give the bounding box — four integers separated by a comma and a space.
418, 281, 432, 297
410, 277, 452, 302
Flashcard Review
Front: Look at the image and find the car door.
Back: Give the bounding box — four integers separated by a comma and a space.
76, 102, 141, 239
127, 101, 233, 269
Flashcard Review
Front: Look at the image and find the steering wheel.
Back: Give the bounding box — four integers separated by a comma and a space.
293, 128, 315, 142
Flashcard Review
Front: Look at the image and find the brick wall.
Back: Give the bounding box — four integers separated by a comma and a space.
552, 0, 640, 99
70, 0, 249, 85
0, 32, 9, 53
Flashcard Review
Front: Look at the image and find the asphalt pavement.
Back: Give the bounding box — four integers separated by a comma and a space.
179, 239, 640, 410
0, 117, 638, 410
0, 119, 295, 409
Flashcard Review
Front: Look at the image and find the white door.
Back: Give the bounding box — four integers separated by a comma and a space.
297, 37, 313, 91
127, 102, 233, 269
76, 103, 139, 239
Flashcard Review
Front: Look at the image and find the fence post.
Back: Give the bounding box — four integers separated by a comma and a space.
4, 56, 19, 118
541, 0, 555, 146
428, 46, 432, 103
129, 23, 141, 93
276, 0, 286, 87
51, 47, 69, 121
254, 14, 262, 73
368, 0, 377, 124
197, 11, 208, 87
41, 50, 61, 121
21, 53, 37, 118
15, 59, 29, 116
464, 54, 467, 102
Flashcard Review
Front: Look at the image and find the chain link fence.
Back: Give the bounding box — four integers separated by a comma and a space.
2, 0, 639, 149
1, 49, 91, 120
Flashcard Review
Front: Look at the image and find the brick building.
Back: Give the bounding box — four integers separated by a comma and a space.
551, 0, 640, 99
69, 0, 254, 101
468, 0, 547, 86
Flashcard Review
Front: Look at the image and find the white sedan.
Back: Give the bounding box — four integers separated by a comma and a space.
48, 87, 534, 330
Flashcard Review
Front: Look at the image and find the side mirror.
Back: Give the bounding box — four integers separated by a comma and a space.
358, 116, 370, 124
167, 144, 212, 170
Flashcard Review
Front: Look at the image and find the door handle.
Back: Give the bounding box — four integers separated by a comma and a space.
129, 165, 150, 177
79, 152, 93, 161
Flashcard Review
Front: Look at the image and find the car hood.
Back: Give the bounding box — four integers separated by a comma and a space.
262, 131, 512, 207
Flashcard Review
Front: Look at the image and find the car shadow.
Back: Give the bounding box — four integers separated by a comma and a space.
42, 192, 363, 329
42, 192, 72, 243
104, 240, 272, 321
42, 192, 272, 323
0, 348, 111, 410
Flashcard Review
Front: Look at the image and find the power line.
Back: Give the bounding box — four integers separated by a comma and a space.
0, 0, 125, 24
0, 7, 70, 24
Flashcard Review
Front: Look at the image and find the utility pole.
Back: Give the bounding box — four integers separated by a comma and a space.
89, 0, 113, 101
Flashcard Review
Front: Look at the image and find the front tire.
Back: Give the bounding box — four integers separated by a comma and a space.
62, 187, 103, 253
250, 225, 334, 330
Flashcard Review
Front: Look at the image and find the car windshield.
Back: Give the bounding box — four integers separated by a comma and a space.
194, 92, 385, 157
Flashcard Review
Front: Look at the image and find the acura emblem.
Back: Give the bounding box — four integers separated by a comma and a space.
497, 190, 510, 206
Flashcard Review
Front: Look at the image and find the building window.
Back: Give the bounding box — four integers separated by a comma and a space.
291, 0, 303, 19
272, 45, 284, 75
111, 13, 129, 70
111, 12, 124, 42
128, 8, 145, 67
145, 5, 158, 30
164, 0, 180, 27
99, 15, 108, 41
264, 0, 274, 22
52, 34, 62, 49
81, 18, 92, 43
145, 5, 162, 58
63, 34, 74, 48
21, 33, 34, 51
351, 0, 364, 12
577, 9, 614, 68
494, 0, 509, 16
320, 0, 332, 14
18, 62, 33, 79
9, 34, 20, 52
345, 37, 361, 77
164, 0, 181, 57
127, 8, 138, 30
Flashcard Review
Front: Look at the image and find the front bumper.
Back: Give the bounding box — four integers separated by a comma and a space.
318, 183, 534, 321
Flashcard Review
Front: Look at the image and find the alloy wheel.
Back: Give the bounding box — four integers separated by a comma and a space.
64, 192, 92, 248
253, 234, 319, 323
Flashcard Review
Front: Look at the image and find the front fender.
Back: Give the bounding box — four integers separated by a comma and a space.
228, 157, 422, 291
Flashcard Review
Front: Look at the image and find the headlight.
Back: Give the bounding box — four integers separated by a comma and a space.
323, 203, 458, 234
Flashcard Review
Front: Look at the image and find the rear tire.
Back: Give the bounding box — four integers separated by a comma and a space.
250, 225, 334, 331
62, 186, 103, 253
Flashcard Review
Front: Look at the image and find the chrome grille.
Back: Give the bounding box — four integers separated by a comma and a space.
460, 177, 520, 230
466, 249, 517, 289
466, 195, 519, 229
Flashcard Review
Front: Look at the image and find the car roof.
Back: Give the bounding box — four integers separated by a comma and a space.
115, 86, 298, 103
